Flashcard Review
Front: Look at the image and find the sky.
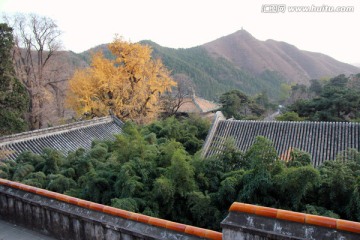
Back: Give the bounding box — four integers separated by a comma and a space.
1, 0, 359, 65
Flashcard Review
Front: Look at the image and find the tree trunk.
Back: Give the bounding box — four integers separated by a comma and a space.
29, 94, 40, 130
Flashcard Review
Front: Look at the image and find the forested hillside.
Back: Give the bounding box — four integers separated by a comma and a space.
78, 30, 360, 101
79, 41, 286, 101
141, 41, 286, 100
278, 74, 360, 122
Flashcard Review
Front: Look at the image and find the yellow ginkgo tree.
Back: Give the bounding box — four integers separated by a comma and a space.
66, 37, 176, 123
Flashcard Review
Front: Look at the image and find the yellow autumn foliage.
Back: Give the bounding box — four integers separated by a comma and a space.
66, 37, 176, 123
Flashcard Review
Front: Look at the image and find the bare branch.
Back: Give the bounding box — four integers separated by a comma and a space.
4, 13, 63, 129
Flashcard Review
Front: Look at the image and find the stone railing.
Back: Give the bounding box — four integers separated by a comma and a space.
1, 178, 360, 240
222, 202, 360, 240
0, 178, 222, 240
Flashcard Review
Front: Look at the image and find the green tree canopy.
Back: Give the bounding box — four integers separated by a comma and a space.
0, 23, 29, 135
287, 74, 360, 122
219, 90, 267, 120
276, 111, 304, 121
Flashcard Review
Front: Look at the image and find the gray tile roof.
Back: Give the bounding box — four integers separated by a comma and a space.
202, 112, 360, 167
0, 116, 123, 160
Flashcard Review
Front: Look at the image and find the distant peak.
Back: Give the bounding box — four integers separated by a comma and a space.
234, 28, 253, 36
238, 28, 248, 33
139, 40, 159, 46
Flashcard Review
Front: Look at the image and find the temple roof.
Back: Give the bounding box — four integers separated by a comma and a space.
0, 116, 123, 160
202, 112, 360, 166
177, 95, 221, 114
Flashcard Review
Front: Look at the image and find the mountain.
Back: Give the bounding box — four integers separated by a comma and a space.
78, 41, 288, 100
203, 30, 359, 84
78, 30, 359, 101
140, 41, 287, 100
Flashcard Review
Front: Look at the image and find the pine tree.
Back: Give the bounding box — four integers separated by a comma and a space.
0, 23, 29, 136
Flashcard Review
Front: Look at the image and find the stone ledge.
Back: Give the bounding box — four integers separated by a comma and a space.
222, 203, 360, 240
0, 179, 222, 240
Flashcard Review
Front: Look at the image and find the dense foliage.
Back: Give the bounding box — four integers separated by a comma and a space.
0, 23, 29, 136
1, 116, 360, 230
280, 74, 360, 122
219, 90, 275, 120
67, 38, 175, 123
275, 111, 304, 121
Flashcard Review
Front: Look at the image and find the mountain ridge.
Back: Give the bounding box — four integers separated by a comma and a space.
74, 29, 359, 100
202, 29, 359, 84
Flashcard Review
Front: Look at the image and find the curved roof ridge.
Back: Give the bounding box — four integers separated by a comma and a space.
201, 111, 226, 157
0, 116, 117, 145
221, 119, 360, 125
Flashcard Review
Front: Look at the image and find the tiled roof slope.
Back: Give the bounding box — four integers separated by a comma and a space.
0, 116, 123, 160
203, 114, 360, 166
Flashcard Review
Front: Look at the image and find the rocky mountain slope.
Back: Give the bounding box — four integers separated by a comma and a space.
203, 30, 359, 84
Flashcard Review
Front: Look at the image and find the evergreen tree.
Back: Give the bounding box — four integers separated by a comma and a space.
0, 23, 29, 136
287, 74, 360, 122
219, 90, 266, 120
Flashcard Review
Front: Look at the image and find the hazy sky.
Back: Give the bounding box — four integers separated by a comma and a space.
1, 0, 359, 64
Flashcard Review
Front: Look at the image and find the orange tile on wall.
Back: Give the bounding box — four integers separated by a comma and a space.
337, 219, 360, 234
0, 179, 10, 185
89, 203, 105, 212
135, 214, 151, 224
77, 199, 91, 209
204, 230, 223, 240
230, 202, 257, 214
185, 226, 207, 238
148, 217, 168, 229
255, 206, 278, 219
277, 210, 305, 223
166, 222, 187, 233
305, 214, 337, 229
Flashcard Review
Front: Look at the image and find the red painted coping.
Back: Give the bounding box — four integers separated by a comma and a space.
0, 178, 222, 240
229, 202, 360, 234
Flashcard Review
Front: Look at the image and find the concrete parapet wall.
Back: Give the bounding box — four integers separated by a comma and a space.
2, 178, 360, 240
0, 179, 222, 240
222, 202, 360, 240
